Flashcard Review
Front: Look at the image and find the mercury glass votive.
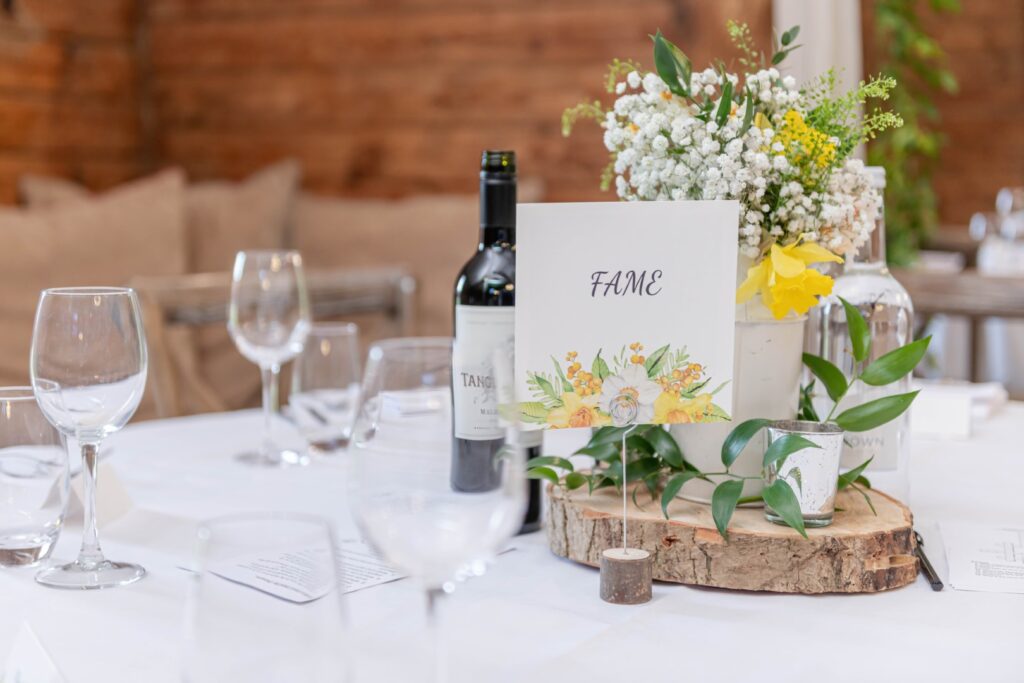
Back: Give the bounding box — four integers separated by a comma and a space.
764, 420, 844, 528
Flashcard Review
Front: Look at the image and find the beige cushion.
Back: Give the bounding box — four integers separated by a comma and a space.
0, 169, 188, 414
22, 160, 300, 273
294, 194, 481, 336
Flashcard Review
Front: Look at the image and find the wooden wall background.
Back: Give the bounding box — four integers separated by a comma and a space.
0, 0, 1019, 222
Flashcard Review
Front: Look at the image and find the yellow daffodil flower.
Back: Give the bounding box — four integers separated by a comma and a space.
546, 393, 610, 429
653, 392, 713, 424
737, 241, 843, 319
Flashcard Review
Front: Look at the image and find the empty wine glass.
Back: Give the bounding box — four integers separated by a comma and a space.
228, 250, 311, 467
30, 287, 147, 589
290, 322, 361, 454
182, 513, 348, 682
348, 338, 526, 682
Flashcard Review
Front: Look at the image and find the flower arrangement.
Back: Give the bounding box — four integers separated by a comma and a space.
563, 23, 903, 319
520, 343, 729, 429
528, 300, 930, 539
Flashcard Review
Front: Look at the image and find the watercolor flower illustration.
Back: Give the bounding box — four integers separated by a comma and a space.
599, 364, 660, 423
520, 342, 730, 428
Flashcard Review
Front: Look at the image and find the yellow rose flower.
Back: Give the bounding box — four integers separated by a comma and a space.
546, 393, 610, 429
737, 240, 843, 319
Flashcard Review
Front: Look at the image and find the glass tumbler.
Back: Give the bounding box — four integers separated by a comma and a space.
764, 420, 844, 528
290, 323, 361, 454
0, 387, 69, 566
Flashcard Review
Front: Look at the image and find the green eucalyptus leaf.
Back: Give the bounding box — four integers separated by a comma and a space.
721, 418, 771, 468
834, 391, 920, 432
575, 442, 620, 461
592, 351, 611, 381
738, 90, 755, 135
660, 471, 699, 518
588, 426, 633, 446
644, 344, 670, 378
652, 31, 688, 96
551, 356, 573, 393
763, 433, 819, 469
798, 381, 821, 422
859, 336, 932, 386
802, 353, 848, 402
526, 455, 573, 471
526, 466, 559, 486
840, 297, 871, 362
711, 479, 744, 539
532, 374, 560, 404
781, 25, 800, 46
643, 426, 684, 469
763, 479, 807, 538
565, 471, 587, 490
715, 79, 734, 127
625, 456, 661, 482
850, 482, 877, 515
837, 456, 874, 490
626, 434, 654, 457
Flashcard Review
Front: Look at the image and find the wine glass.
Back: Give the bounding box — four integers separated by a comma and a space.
30, 287, 148, 589
290, 322, 361, 454
228, 250, 311, 467
182, 513, 348, 682
348, 338, 526, 682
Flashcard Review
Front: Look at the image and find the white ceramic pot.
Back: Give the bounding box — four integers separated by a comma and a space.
670, 303, 806, 503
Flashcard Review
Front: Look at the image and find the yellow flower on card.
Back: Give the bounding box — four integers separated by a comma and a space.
546, 393, 610, 429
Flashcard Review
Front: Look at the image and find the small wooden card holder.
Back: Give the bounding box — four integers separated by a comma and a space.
600, 547, 653, 604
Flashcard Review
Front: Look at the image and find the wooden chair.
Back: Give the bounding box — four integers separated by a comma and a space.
132, 267, 417, 418
892, 267, 1024, 383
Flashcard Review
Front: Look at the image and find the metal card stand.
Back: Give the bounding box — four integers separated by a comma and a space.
598, 394, 653, 605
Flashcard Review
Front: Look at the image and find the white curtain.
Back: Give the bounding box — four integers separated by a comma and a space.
773, 0, 864, 157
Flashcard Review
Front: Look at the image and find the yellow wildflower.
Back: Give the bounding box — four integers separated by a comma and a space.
775, 110, 835, 169
546, 393, 609, 429
737, 241, 843, 319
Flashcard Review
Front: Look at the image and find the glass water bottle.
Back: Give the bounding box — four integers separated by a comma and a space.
814, 166, 915, 502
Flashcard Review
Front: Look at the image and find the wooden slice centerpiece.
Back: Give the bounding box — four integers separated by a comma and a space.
546, 482, 918, 594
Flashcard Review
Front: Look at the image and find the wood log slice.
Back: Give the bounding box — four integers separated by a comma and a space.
546, 483, 918, 594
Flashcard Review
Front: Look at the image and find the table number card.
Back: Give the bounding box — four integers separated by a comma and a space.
516, 201, 739, 429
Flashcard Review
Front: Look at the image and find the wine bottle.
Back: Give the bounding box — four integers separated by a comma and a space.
452, 150, 542, 533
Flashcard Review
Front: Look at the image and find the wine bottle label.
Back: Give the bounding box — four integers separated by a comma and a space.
453, 305, 515, 440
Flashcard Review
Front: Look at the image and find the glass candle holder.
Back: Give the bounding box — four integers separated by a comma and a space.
764, 420, 844, 528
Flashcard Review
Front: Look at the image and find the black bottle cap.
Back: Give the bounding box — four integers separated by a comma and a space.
481, 150, 516, 176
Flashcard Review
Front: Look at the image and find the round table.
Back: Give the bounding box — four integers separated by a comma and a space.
1, 405, 1021, 682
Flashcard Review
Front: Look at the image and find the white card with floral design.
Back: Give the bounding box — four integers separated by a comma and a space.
515, 201, 738, 429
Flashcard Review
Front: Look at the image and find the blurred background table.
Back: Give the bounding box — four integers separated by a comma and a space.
0, 405, 1020, 681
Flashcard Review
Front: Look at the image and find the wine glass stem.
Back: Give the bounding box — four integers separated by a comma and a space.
260, 364, 280, 457
77, 442, 105, 569
425, 587, 446, 683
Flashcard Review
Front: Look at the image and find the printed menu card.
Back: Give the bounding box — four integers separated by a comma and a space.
516, 201, 739, 429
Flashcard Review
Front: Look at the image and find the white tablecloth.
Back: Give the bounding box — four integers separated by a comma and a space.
1, 406, 1022, 682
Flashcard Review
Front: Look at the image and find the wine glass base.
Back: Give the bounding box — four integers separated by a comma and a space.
235, 448, 310, 468
35, 560, 146, 590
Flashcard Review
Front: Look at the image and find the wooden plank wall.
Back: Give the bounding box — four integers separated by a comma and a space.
143, 0, 772, 200
0, 0, 144, 203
